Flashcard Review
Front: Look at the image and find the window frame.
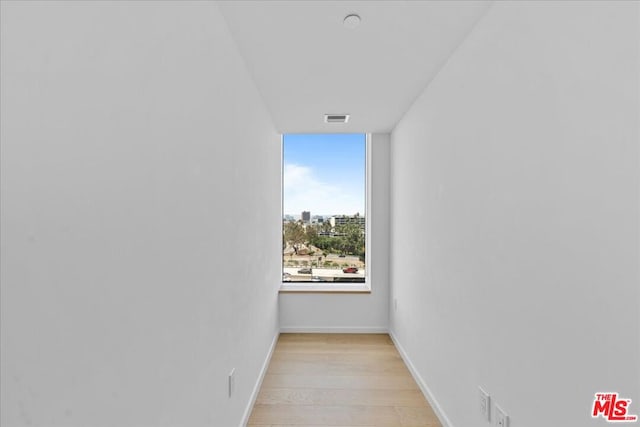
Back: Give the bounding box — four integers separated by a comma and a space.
279, 133, 371, 293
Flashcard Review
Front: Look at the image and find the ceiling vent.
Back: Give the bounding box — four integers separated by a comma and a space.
324, 114, 350, 123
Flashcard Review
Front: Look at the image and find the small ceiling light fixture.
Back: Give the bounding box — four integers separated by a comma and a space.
325, 114, 350, 123
343, 14, 361, 29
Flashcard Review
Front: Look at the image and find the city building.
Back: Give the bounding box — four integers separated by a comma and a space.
330, 214, 365, 230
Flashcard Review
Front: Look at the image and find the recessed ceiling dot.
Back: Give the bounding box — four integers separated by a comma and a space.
343, 14, 361, 29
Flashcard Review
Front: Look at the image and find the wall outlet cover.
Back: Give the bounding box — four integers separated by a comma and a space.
228, 368, 235, 397
495, 404, 508, 427
478, 386, 490, 422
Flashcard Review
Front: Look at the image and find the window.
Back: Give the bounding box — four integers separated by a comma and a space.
282, 134, 367, 288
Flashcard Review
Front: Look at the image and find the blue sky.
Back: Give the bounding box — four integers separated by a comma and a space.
283, 134, 365, 217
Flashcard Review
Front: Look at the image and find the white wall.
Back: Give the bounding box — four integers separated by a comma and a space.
279, 133, 390, 332
390, 2, 639, 427
0, 2, 280, 426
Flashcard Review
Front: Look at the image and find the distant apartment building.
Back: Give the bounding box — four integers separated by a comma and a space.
301, 211, 311, 223
330, 214, 365, 230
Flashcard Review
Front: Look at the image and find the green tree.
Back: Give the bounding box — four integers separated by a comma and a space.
335, 220, 364, 256
283, 221, 306, 254
305, 226, 318, 246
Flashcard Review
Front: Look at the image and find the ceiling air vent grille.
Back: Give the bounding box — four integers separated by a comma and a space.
324, 114, 350, 123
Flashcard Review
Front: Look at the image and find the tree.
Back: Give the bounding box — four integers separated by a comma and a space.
335, 220, 364, 256
283, 221, 306, 254
305, 226, 318, 245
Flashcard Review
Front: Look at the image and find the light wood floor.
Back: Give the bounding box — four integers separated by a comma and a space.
247, 333, 442, 427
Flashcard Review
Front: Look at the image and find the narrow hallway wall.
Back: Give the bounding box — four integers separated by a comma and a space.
1, 2, 281, 426
390, 2, 639, 426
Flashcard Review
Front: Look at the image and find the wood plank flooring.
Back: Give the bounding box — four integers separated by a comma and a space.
247, 333, 442, 427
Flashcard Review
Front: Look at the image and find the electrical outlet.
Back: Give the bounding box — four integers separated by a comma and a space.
495, 404, 508, 427
478, 387, 490, 422
228, 368, 235, 397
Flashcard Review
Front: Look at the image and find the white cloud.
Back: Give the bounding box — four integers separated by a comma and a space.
283, 163, 363, 216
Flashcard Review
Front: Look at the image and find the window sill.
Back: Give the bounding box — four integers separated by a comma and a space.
279, 283, 371, 294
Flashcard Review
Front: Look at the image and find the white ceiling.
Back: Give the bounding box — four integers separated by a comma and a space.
218, 1, 491, 134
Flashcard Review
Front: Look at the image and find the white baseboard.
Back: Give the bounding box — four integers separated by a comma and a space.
280, 326, 389, 334
389, 331, 454, 427
240, 331, 279, 427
